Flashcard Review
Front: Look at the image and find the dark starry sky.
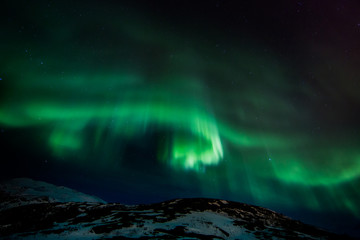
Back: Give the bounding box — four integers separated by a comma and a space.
1, 0, 360, 237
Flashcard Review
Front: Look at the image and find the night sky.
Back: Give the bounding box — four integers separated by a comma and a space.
1, 0, 360, 237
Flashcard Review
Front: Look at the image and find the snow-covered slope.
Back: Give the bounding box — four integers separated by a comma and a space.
0, 179, 353, 240
0, 178, 106, 210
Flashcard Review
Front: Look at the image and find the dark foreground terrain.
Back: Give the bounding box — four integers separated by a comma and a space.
0, 178, 354, 239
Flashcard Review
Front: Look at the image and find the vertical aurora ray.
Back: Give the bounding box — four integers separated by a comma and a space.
0, 71, 224, 171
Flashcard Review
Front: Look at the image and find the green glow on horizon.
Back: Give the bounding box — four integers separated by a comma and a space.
270, 151, 360, 186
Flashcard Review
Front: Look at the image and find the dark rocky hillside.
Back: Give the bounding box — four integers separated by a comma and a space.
0, 179, 354, 239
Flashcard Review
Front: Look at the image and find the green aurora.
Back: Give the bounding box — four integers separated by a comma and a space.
1, 0, 360, 232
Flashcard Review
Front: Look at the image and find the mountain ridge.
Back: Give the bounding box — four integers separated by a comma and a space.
0, 178, 354, 239
0, 178, 106, 211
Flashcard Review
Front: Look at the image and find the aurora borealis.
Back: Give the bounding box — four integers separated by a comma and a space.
1, 0, 360, 236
